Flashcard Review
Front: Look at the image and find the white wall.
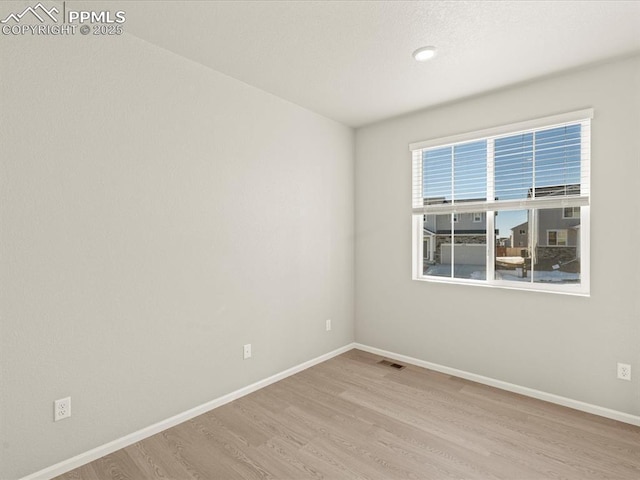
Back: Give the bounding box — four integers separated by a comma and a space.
0, 27, 354, 480
356, 56, 640, 415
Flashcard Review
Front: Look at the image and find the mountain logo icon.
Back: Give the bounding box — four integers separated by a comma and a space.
1, 3, 59, 24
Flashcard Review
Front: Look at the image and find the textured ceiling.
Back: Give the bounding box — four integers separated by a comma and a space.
119, 1, 640, 127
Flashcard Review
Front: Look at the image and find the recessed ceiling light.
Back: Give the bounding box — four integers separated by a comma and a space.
413, 46, 437, 62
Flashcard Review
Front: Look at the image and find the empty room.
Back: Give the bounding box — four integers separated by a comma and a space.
2, 1, 640, 479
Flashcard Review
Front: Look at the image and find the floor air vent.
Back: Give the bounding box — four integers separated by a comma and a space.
378, 359, 406, 370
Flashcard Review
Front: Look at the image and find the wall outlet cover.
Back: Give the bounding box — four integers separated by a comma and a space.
617, 363, 631, 381
54, 397, 71, 421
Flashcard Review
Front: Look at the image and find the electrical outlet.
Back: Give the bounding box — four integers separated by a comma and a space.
243, 343, 252, 360
617, 363, 631, 381
326, 319, 332, 331
54, 397, 71, 421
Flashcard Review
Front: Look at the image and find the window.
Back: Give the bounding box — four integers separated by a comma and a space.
563, 207, 580, 218
411, 109, 591, 295
547, 229, 568, 246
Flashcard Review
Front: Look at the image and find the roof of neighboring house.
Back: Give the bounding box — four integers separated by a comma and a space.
527, 184, 580, 198
424, 196, 447, 205
431, 229, 498, 235
423, 196, 487, 205
511, 221, 528, 232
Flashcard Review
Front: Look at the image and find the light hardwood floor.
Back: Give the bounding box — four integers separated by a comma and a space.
56, 349, 640, 479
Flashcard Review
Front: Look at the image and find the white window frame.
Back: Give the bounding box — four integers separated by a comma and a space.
453, 213, 459, 223
473, 213, 482, 223
410, 109, 591, 296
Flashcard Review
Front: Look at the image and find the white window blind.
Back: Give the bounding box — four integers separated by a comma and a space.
411, 110, 592, 216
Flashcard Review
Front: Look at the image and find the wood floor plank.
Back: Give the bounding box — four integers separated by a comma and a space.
86, 450, 148, 480
236, 396, 312, 450
58, 463, 101, 480
55, 349, 640, 480
159, 423, 243, 480
123, 434, 196, 480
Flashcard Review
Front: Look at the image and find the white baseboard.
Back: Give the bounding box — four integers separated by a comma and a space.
354, 343, 640, 427
21, 343, 356, 480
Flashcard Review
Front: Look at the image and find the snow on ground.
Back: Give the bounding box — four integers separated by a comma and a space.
496, 270, 580, 283
495, 256, 525, 265
424, 264, 485, 280
425, 264, 579, 283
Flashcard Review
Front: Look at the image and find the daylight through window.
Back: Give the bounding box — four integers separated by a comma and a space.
410, 110, 591, 294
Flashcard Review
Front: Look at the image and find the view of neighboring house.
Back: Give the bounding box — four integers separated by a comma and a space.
511, 221, 528, 248
536, 206, 580, 247
423, 211, 488, 266
527, 185, 581, 268
495, 185, 582, 278
533, 204, 581, 267
423, 185, 581, 277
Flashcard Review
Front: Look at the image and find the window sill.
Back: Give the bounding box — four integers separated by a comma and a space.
413, 275, 590, 297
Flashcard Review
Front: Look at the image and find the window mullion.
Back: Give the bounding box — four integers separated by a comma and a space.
487, 139, 495, 202
532, 131, 536, 198
487, 211, 495, 283
486, 139, 495, 283
451, 213, 455, 279
450, 146, 455, 278
450, 145, 455, 205
529, 209, 535, 283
